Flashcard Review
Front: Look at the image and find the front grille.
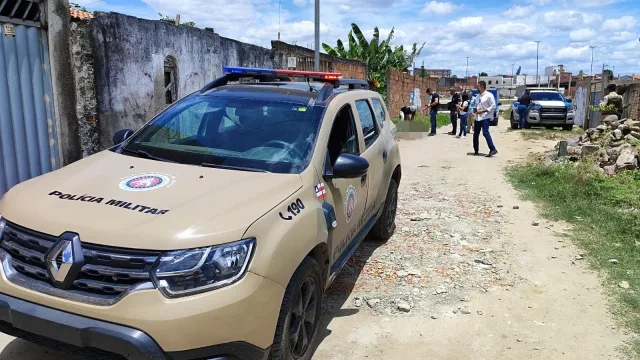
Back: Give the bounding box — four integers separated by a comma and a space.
1, 222, 161, 301
541, 107, 566, 114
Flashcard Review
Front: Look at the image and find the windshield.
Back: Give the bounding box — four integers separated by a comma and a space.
530, 91, 564, 102
118, 95, 324, 174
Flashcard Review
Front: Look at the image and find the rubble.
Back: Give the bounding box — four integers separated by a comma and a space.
540, 118, 640, 175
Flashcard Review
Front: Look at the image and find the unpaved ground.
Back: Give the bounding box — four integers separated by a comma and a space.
0, 125, 629, 359
314, 126, 628, 360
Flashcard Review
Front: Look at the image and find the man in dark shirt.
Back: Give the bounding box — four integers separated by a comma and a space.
448, 88, 460, 135
425, 88, 439, 136
516, 90, 532, 129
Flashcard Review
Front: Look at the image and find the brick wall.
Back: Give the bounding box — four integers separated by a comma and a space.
386, 69, 438, 118
271, 40, 366, 80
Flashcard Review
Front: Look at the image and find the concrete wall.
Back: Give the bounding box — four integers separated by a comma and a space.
90, 12, 286, 149
47, 0, 81, 165
69, 19, 98, 157
386, 69, 438, 119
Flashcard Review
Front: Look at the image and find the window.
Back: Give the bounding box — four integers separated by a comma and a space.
120, 95, 323, 174
530, 92, 564, 101
164, 56, 178, 104
488, 80, 492, 85
326, 105, 359, 167
355, 100, 379, 148
371, 98, 386, 128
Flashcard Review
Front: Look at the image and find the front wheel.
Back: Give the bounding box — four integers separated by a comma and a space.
269, 257, 323, 360
510, 113, 518, 129
367, 178, 398, 241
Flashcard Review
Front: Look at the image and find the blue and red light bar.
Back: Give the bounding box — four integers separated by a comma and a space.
222, 66, 343, 81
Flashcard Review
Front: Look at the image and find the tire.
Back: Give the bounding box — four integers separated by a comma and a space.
562, 124, 573, 131
524, 121, 532, 129
510, 114, 518, 129
269, 257, 323, 360
367, 178, 398, 241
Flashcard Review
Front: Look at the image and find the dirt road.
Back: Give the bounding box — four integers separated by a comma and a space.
0, 125, 629, 359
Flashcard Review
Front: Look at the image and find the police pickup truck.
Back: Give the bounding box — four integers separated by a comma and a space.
510, 87, 575, 130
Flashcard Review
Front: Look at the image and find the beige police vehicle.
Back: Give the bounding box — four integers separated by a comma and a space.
0, 67, 401, 360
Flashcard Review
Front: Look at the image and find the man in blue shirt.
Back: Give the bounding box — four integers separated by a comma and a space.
425, 88, 439, 136
467, 89, 479, 134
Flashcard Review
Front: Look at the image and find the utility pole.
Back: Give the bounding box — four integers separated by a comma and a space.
589, 45, 596, 77
465, 57, 469, 79
535, 41, 541, 87
511, 63, 514, 77
314, 0, 320, 71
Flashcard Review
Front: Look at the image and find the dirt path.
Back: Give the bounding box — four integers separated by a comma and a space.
314, 125, 627, 360
0, 125, 628, 359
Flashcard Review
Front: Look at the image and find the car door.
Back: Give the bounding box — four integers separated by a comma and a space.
323, 103, 369, 272
353, 98, 384, 219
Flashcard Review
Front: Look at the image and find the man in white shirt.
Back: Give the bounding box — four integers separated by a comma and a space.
472, 81, 498, 157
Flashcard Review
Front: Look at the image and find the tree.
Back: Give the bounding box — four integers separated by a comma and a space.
322, 23, 425, 98
69, 2, 88, 12
479, 72, 488, 76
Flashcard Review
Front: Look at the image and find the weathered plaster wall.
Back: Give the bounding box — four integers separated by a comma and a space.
90, 12, 286, 149
47, 0, 81, 165
69, 19, 98, 157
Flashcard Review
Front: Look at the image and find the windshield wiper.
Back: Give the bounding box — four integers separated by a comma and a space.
120, 148, 175, 163
201, 163, 270, 173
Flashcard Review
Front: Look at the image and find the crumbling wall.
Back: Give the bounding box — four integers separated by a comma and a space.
69, 19, 98, 157
90, 12, 286, 150
386, 69, 438, 118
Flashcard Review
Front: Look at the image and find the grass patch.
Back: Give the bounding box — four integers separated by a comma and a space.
392, 113, 451, 133
506, 162, 640, 356
507, 127, 584, 141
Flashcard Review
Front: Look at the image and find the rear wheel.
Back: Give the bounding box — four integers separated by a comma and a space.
368, 179, 398, 241
269, 257, 323, 360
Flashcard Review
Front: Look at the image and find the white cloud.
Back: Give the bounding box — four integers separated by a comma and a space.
555, 46, 590, 60
543, 11, 600, 30
292, 0, 310, 6
569, 28, 596, 42
576, 0, 619, 7
447, 16, 483, 36
503, 5, 533, 19
530, 0, 553, 5
488, 22, 533, 37
602, 16, 637, 31
422, 1, 455, 16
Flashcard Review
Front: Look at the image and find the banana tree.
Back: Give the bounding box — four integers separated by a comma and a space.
323, 23, 425, 97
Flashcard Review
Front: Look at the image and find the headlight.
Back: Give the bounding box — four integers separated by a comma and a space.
151, 238, 255, 298
530, 108, 539, 113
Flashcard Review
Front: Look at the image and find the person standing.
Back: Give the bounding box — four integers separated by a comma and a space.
448, 88, 460, 135
466, 88, 479, 134
456, 92, 470, 139
425, 88, 440, 136
516, 89, 532, 129
472, 81, 498, 157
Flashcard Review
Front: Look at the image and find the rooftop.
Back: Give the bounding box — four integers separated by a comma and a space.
70, 8, 93, 20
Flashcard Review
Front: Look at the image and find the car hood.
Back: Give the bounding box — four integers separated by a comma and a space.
0, 150, 303, 250
534, 100, 568, 107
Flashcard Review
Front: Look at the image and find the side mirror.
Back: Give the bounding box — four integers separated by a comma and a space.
113, 129, 134, 145
325, 153, 369, 179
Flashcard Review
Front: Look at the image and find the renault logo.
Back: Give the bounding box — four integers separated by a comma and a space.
45, 233, 85, 289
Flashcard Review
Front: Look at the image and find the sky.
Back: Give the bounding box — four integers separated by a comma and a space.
82, 0, 640, 77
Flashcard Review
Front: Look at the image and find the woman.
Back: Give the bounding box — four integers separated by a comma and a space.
456, 92, 470, 139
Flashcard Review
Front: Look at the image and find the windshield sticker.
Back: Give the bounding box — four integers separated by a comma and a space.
315, 183, 327, 200
344, 185, 357, 224
279, 198, 305, 221
48, 191, 169, 215
119, 173, 175, 192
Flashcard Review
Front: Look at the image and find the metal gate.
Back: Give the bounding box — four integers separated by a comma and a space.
0, 0, 59, 199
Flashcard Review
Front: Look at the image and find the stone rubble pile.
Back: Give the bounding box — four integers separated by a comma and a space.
544, 118, 640, 175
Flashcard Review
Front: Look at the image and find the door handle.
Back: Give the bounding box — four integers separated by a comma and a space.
382, 150, 388, 163
361, 173, 367, 185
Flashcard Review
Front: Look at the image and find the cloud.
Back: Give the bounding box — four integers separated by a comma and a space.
576, 0, 619, 7
602, 16, 637, 31
569, 28, 596, 42
555, 46, 591, 60
292, 0, 310, 6
488, 22, 533, 38
422, 1, 455, 16
447, 16, 483, 36
543, 11, 600, 30
503, 5, 533, 18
